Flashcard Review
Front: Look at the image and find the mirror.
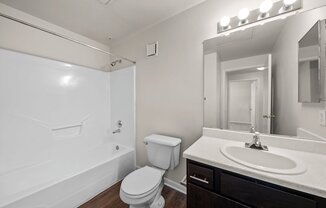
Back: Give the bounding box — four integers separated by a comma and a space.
203, 6, 326, 141
299, 20, 325, 103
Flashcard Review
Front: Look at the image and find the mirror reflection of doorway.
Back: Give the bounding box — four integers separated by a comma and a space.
203, 52, 273, 134
221, 55, 272, 134
228, 80, 256, 131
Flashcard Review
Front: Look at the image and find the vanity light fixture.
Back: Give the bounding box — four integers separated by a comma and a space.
258, 0, 273, 19
217, 0, 302, 35
64, 63, 72, 67
257, 67, 267, 71
220, 16, 231, 30
238, 8, 250, 25
280, 0, 297, 13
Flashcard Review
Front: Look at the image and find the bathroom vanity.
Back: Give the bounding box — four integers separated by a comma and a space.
184, 128, 326, 208
187, 160, 325, 208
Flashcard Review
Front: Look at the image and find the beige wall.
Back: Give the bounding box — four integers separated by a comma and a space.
272, 6, 326, 137
0, 3, 110, 70
111, 0, 265, 182
111, 0, 326, 183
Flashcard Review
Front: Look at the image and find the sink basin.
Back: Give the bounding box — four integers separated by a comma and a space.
220, 144, 306, 175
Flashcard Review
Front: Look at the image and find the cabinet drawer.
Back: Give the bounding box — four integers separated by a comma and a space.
220, 173, 316, 208
188, 184, 250, 208
187, 162, 214, 190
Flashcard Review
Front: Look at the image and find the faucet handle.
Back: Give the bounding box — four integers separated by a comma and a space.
254, 132, 260, 137
117, 120, 122, 128
245, 131, 268, 151
253, 132, 261, 146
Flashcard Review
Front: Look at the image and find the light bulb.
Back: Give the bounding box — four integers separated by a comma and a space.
220, 16, 231, 27
260, 0, 273, 13
257, 67, 266, 71
238, 8, 250, 20
283, 0, 297, 6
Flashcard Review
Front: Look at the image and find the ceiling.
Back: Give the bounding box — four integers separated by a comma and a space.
204, 18, 287, 61
0, 0, 206, 45
299, 21, 319, 47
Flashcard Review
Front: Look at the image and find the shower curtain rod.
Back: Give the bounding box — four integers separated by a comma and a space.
0, 12, 136, 64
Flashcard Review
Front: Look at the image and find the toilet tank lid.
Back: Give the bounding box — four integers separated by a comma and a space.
144, 134, 181, 147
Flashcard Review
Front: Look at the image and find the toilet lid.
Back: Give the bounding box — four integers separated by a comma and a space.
121, 166, 162, 196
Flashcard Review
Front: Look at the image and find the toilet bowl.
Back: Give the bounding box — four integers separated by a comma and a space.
119, 134, 182, 208
120, 166, 165, 208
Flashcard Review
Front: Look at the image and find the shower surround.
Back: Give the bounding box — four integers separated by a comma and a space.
0, 48, 136, 208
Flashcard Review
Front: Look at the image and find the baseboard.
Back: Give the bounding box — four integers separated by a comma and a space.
164, 177, 187, 195
136, 165, 187, 195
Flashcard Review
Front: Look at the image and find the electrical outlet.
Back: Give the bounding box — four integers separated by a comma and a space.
320, 110, 326, 126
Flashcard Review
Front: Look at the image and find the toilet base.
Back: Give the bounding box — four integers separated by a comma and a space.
129, 195, 164, 208
150, 196, 164, 208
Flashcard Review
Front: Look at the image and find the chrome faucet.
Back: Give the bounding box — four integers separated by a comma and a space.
245, 132, 268, 151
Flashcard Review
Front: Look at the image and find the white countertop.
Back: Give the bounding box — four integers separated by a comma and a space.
183, 135, 326, 198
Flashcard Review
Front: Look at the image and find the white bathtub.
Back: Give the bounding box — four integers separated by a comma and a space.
0, 143, 135, 208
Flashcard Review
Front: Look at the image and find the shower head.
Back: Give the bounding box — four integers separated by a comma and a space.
110, 59, 122, 67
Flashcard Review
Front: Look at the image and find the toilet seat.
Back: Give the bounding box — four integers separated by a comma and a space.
121, 166, 162, 198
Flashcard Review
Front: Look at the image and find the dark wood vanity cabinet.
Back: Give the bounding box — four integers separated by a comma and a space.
187, 160, 326, 208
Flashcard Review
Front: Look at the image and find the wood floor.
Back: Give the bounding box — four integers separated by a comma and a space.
79, 181, 187, 208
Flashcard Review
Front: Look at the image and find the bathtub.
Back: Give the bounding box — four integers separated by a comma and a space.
0, 143, 135, 208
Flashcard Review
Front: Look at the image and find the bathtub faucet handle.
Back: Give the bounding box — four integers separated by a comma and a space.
117, 120, 122, 128
112, 129, 121, 134
112, 120, 122, 134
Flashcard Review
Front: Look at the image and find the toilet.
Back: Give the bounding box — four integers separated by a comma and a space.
120, 134, 181, 208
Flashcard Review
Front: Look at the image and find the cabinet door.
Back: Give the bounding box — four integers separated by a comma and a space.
220, 173, 316, 208
188, 183, 215, 208
188, 162, 214, 190
188, 183, 249, 208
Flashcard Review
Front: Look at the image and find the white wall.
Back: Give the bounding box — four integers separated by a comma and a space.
110, 66, 136, 149
111, 0, 265, 182
111, 0, 326, 182
0, 3, 110, 70
0, 48, 111, 175
0, 3, 115, 175
271, 6, 326, 136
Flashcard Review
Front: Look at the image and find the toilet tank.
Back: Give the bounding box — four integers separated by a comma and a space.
144, 134, 181, 170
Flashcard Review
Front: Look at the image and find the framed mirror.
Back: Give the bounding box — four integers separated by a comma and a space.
203, 6, 326, 140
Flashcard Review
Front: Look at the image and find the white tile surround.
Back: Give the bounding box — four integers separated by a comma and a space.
183, 128, 326, 198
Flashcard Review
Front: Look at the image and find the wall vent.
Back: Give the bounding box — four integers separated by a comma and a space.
146, 42, 158, 57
